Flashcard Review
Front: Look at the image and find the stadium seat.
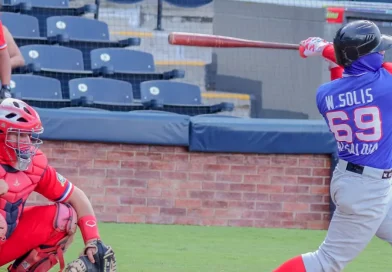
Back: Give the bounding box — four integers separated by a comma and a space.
90, 48, 185, 99
30, 6, 97, 37
1, 12, 51, 46
46, 16, 141, 69
1, 12, 39, 37
19, 44, 85, 71
68, 78, 145, 111
90, 48, 155, 73
10, 74, 71, 108
140, 80, 234, 115
16, 44, 92, 98
164, 0, 212, 8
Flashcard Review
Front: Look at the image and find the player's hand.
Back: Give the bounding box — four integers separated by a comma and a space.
83, 239, 98, 264
0, 179, 8, 196
65, 239, 116, 271
299, 37, 331, 58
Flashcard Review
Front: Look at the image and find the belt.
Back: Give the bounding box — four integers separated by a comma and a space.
338, 160, 392, 180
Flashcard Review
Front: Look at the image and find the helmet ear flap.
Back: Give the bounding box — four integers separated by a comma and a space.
345, 46, 360, 62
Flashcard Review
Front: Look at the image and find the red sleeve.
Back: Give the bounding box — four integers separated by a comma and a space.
34, 165, 74, 203
382, 62, 392, 74
330, 66, 343, 81
322, 44, 337, 63
0, 21, 7, 50
322, 43, 344, 80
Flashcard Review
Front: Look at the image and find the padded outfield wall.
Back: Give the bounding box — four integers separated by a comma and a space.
26, 109, 336, 230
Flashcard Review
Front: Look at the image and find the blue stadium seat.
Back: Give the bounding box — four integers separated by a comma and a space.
90, 48, 155, 73
1, 12, 39, 37
90, 48, 185, 99
141, 80, 202, 105
19, 44, 84, 71
140, 80, 234, 115
11, 74, 62, 99
30, 6, 97, 37
47, 16, 108, 41
164, 0, 212, 8
15, 44, 92, 98
10, 74, 71, 108
46, 16, 141, 69
68, 78, 145, 111
1, 12, 51, 46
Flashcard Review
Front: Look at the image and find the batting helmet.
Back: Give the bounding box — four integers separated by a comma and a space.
333, 20, 392, 67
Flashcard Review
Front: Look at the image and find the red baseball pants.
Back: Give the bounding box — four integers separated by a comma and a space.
0, 204, 68, 267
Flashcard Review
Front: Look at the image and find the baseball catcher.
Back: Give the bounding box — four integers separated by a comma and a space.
274, 20, 392, 272
0, 98, 116, 271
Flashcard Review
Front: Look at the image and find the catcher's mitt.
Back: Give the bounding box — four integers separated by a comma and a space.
64, 240, 117, 272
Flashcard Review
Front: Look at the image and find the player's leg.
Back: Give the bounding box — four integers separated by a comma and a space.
375, 199, 392, 244
0, 203, 77, 271
274, 165, 392, 272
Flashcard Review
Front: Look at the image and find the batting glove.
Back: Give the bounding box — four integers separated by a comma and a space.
299, 37, 331, 58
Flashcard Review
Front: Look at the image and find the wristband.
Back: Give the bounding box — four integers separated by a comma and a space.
77, 215, 100, 244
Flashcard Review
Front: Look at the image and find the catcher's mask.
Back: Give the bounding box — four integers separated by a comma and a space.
0, 98, 43, 171
334, 20, 392, 67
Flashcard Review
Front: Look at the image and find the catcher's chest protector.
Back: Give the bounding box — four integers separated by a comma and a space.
0, 155, 46, 241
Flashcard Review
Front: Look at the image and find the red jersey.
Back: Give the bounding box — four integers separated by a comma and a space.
0, 149, 74, 240
322, 44, 392, 80
0, 21, 7, 51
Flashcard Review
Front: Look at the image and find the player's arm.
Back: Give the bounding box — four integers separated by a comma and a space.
3, 26, 24, 69
65, 187, 100, 255
299, 37, 343, 81
322, 44, 343, 80
382, 61, 392, 74
35, 164, 100, 263
0, 21, 11, 98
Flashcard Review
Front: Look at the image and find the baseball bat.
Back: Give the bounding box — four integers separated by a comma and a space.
168, 32, 300, 50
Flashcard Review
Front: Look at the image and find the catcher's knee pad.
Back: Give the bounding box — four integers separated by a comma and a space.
8, 203, 78, 272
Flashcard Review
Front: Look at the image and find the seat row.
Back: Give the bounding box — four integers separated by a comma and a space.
10, 75, 234, 115
14, 44, 184, 99
2, 13, 141, 65
2, 0, 97, 36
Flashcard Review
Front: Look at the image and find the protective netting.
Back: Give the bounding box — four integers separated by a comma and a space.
3, 0, 392, 118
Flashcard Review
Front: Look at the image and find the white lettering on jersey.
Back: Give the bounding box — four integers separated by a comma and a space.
337, 142, 378, 156
332, 88, 373, 109
325, 95, 334, 110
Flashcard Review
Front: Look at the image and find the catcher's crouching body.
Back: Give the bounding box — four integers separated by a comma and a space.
0, 98, 116, 272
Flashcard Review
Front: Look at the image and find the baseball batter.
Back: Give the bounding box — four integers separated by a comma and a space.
273, 20, 392, 272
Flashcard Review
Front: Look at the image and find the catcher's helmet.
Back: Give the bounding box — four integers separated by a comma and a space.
0, 98, 43, 171
333, 20, 392, 67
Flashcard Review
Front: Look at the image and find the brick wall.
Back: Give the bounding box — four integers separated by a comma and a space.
27, 141, 332, 230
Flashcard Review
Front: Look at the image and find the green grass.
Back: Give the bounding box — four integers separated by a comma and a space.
4, 223, 390, 271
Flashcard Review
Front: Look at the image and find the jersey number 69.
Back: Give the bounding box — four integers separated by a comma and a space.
325, 106, 382, 143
